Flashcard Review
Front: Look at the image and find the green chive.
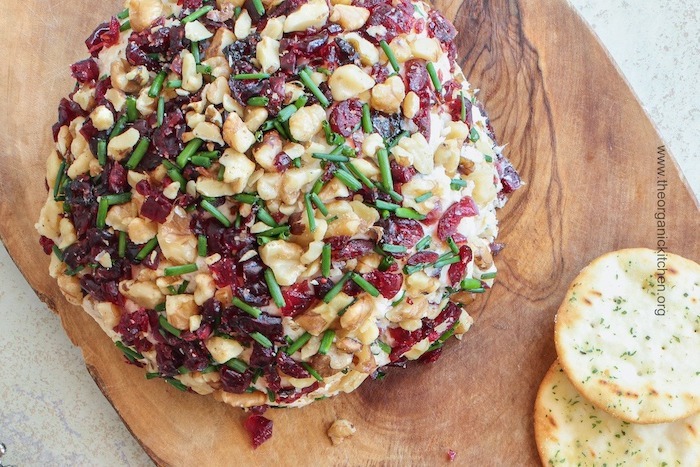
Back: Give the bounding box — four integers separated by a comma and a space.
197, 235, 207, 257
380, 40, 399, 73
292, 157, 302, 168
50, 245, 63, 261
116, 231, 127, 258
176, 138, 203, 168
64, 265, 84, 276
460, 92, 467, 122
166, 79, 182, 88
299, 68, 329, 108
312, 152, 349, 162
257, 225, 290, 237
447, 237, 460, 255
201, 199, 231, 227
342, 162, 374, 189
157, 96, 165, 127
273, 120, 291, 140
395, 207, 426, 220
361, 103, 372, 133
469, 127, 480, 142
232, 297, 262, 318
192, 41, 202, 63
247, 96, 269, 107
277, 103, 299, 122
301, 362, 323, 382
321, 243, 332, 278
177, 365, 190, 375
233, 72, 271, 80
167, 168, 187, 191
126, 96, 138, 122
414, 191, 433, 203
322, 121, 344, 145
426, 62, 442, 92
304, 193, 316, 232
377, 340, 392, 354
166, 378, 188, 391
388, 190, 404, 203
351, 273, 380, 297
318, 329, 335, 355
387, 131, 409, 150
485, 155, 493, 163
378, 255, 394, 272
286, 332, 312, 355
233, 193, 258, 204
256, 205, 278, 227
109, 115, 128, 139
391, 291, 406, 307
461, 278, 482, 290
428, 321, 460, 351
377, 148, 392, 192
164, 263, 198, 277
116, 341, 144, 362
267, 389, 276, 402
250, 331, 273, 348
116, 8, 129, 19
53, 161, 66, 200
217, 165, 225, 181
181, 5, 214, 23
333, 169, 362, 191
450, 178, 467, 190
312, 178, 325, 195
103, 192, 132, 205
177, 280, 189, 295
119, 20, 131, 32
375, 200, 399, 211
382, 244, 407, 254
404, 263, 429, 275
336, 298, 356, 316
434, 254, 460, 269
481, 271, 497, 280
148, 71, 167, 98
323, 272, 352, 303
146, 372, 160, 379
251, 0, 265, 16
225, 358, 248, 373
190, 155, 212, 168
264, 269, 286, 308
294, 95, 308, 108
196, 64, 211, 75
260, 120, 276, 131
125, 137, 150, 170
159, 315, 181, 337
96, 192, 132, 228
310, 192, 328, 216
196, 150, 221, 159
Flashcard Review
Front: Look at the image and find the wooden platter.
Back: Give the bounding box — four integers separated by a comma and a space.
1, 0, 698, 464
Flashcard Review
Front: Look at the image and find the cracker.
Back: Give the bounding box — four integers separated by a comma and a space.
534, 360, 700, 466
555, 248, 700, 423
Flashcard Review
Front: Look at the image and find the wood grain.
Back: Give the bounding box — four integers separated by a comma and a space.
0, 0, 698, 465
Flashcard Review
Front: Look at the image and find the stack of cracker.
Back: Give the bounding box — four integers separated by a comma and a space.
534, 248, 700, 465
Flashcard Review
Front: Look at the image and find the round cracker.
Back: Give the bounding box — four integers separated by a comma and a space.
555, 248, 700, 423
534, 360, 700, 466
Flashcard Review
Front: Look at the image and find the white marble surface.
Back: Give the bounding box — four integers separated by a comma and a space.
0, 2, 698, 465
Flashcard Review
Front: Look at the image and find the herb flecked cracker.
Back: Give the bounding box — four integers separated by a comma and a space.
534, 360, 700, 466
555, 248, 700, 424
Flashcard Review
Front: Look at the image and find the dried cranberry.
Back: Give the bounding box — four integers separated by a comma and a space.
378, 217, 424, 249
52, 98, 86, 141
85, 17, 120, 56
365, 0, 415, 43
210, 257, 236, 287
261, 75, 286, 115
269, 0, 307, 17
276, 352, 310, 379
370, 62, 390, 84
364, 271, 402, 299
427, 10, 457, 43
182, 0, 203, 9
125, 42, 161, 72
220, 367, 253, 393
244, 414, 273, 449
273, 152, 292, 172
412, 104, 431, 139
106, 162, 128, 193
447, 245, 472, 285
180, 340, 211, 372
70, 58, 99, 83
39, 236, 55, 255
279, 282, 315, 317
403, 59, 429, 94
276, 382, 319, 404
419, 347, 442, 364
335, 239, 375, 261
500, 162, 522, 194
437, 198, 479, 241
249, 343, 276, 368
407, 251, 439, 266
313, 277, 335, 299
141, 194, 172, 224
390, 160, 417, 184
329, 99, 363, 137
115, 309, 151, 348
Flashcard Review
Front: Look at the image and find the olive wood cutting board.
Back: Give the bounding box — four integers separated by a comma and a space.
0, 0, 698, 465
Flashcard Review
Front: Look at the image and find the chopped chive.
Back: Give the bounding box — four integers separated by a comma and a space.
103, 192, 132, 205
387, 131, 409, 150
403, 263, 429, 275
312, 178, 325, 195
321, 121, 344, 145
416, 235, 432, 251
166, 378, 188, 391
267, 389, 276, 402
450, 178, 467, 190
118, 231, 127, 258
378, 255, 394, 271
146, 372, 160, 379
176, 138, 203, 168
388, 190, 404, 203
177, 365, 190, 375
351, 273, 380, 297
380, 40, 399, 73
232, 72, 271, 80
316, 66, 331, 76
126, 96, 138, 122
217, 165, 225, 181
460, 278, 482, 290
192, 41, 202, 63
447, 237, 460, 255
310, 192, 328, 216
148, 71, 167, 98
159, 315, 181, 337
361, 103, 372, 133
336, 298, 356, 317
484, 155, 493, 163
156, 96, 165, 127
273, 120, 290, 140
376, 340, 392, 354
301, 362, 323, 382
233, 193, 258, 204
376, 148, 392, 192
304, 193, 316, 232
256, 205, 278, 227
190, 155, 212, 167
232, 297, 262, 318
181, 5, 214, 23
201, 365, 218, 374
196, 150, 221, 159
196, 234, 207, 257
277, 102, 299, 122
116, 341, 144, 362
51, 245, 63, 261
201, 199, 231, 227
196, 64, 211, 75
53, 161, 66, 200
319, 329, 335, 355
292, 157, 302, 168
434, 254, 460, 269
323, 272, 352, 303
116, 8, 129, 19
250, 331, 273, 348
125, 137, 150, 170
96, 199, 109, 228
154, 302, 166, 312
286, 332, 311, 355
426, 62, 442, 92
428, 321, 460, 351
64, 265, 84, 276
260, 120, 276, 131
177, 280, 189, 295
333, 169, 362, 191
251, 0, 265, 16
166, 79, 182, 88
395, 207, 426, 220
257, 225, 290, 237
247, 96, 269, 107
164, 263, 198, 277
321, 243, 332, 278
264, 269, 286, 308
294, 95, 308, 109
382, 244, 407, 254
414, 191, 433, 203
343, 162, 374, 189
119, 20, 131, 32
166, 168, 187, 191
225, 358, 248, 373
391, 291, 406, 307
312, 152, 349, 163
109, 115, 128, 139
460, 92, 467, 122
375, 200, 399, 211
469, 127, 480, 142
468, 287, 485, 293
481, 271, 497, 280
299, 68, 329, 108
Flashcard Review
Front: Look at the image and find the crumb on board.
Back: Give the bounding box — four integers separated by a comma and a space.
327, 419, 356, 445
